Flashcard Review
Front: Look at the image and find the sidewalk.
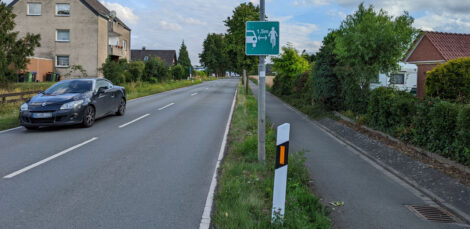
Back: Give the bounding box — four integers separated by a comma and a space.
250, 82, 468, 229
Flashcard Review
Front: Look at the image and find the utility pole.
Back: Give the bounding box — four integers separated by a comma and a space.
258, 0, 266, 162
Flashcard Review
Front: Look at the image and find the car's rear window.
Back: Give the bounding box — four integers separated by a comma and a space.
44, 80, 93, 95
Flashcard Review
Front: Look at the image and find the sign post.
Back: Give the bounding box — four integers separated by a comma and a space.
246, 0, 279, 163
272, 123, 290, 223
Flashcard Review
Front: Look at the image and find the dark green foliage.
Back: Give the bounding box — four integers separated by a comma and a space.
312, 31, 342, 110
144, 57, 169, 82
425, 57, 470, 103
427, 101, 459, 157
100, 58, 126, 84
224, 2, 259, 74
170, 64, 185, 80
455, 105, 470, 165
199, 33, 228, 76
0, 3, 41, 86
178, 41, 192, 77
125, 61, 145, 82
271, 46, 310, 97
367, 87, 416, 133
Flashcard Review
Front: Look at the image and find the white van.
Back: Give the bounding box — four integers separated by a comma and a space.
370, 63, 418, 95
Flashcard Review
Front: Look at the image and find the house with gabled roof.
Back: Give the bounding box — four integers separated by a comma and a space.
131, 47, 178, 66
404, 31, 470, 97
9, 0, 131, 79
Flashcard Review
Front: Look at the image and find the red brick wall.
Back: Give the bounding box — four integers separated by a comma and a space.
417, 64, 438, 98
26, 58, 53, 82
407, 36, 444, 62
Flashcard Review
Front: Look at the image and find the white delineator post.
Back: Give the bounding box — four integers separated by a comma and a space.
272, 123, 290, 223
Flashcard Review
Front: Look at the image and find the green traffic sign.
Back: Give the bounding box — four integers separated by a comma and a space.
245, 21, 280, 56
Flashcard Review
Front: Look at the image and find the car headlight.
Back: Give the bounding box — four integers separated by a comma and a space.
20, 103, 28, 111
60, 100, 84, 110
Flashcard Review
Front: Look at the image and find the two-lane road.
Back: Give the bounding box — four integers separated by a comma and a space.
0, 79, 239, 228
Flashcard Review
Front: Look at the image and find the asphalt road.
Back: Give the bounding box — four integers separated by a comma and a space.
0, 79, 238, 229
250, 82, 465, 229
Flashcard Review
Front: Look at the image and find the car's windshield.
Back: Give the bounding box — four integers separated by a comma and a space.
44, 80, 93, 95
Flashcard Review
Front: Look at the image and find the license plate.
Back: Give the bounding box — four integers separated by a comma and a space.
32, 113, 52, 118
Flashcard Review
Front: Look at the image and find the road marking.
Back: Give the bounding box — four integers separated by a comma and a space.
199, 88, 238, 229
205, 88, 209, 90
191, 93, 198, 96
118, 114, 150, 128
158, 103, 175, 111
0, 127, 22, 134
3, 137, 98, 179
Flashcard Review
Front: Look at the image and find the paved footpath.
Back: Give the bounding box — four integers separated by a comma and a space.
250, 82, 468, 229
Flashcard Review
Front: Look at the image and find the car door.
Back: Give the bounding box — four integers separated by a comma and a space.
103, 80, 120, 113
94, 80, 112, 117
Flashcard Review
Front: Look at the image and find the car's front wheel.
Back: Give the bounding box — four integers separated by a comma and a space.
116, 98, 126, 116
82, 106, 96, 128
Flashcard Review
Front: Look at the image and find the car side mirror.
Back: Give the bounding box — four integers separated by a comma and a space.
97, 87, 106, 94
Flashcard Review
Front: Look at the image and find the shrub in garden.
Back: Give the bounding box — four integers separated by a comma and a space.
143, 57, 169, 82
170, 64, 185, 80
100, 58, 127, 84
427, 100, 459, 156
426, 57, 470, 102
125, 61, 145, 82
455, 104, 470, 165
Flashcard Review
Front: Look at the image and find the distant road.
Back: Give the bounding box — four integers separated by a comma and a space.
0, 79, 238, 228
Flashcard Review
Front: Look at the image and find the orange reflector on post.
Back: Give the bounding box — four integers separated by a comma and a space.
280, 145, 285, 165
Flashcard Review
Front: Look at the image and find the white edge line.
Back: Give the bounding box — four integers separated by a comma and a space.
0, 127, 23, 134
118, 114, 150, 128
158, 103, 175, 111
3, 137, 98, 179
199, 88, 237, 229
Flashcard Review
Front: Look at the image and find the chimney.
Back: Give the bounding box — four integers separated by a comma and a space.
142, 46, 146, 51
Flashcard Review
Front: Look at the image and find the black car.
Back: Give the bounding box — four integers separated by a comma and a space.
20, 79, 126, 130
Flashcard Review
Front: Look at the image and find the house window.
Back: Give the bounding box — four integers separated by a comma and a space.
27, 3, 42, 16
56, 4, 70, 16
123, 40, 127, 50
390, 74, 405, 84
56, 56, 70, 67
56, 30, 70, 42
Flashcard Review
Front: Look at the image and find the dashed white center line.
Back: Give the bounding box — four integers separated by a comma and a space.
158, 103, 175, 111
191, 93, 198, 96
119, 114, 150, 128
205, 88, 209, 90
3, 137, 99, 179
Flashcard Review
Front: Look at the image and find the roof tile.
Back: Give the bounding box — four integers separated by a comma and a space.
425, 31, 470, 61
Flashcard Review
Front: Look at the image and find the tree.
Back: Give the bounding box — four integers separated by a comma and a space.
334, 3, 417, 113
144, 57, 169, 82
271, 45, 309, 96
199, 33, 228, 77
224, 2, 259, 75
0, 3, 41, 85
178, 41, 192, 77
312, 31, 343, 110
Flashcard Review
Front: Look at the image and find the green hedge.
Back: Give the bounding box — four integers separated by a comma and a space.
367, 87, 470, 165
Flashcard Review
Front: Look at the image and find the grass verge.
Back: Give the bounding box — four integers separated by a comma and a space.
0, 80, 203, 131
213, 83, 330, 228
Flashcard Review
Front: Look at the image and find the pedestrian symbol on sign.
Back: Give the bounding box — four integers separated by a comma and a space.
268, 27, 278, 49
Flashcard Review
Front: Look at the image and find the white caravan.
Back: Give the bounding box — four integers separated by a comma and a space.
370, 63, 418, 95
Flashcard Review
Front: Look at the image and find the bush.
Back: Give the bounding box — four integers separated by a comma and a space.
427, 100, 459, 156
272, 73, 296, 96
426, 57, 470, 102
125, 61, 145, 82
170, 64, 185, 80
367, 87, 416, 133
144, 57, 169, 82
100, 58, 127, 84
455, 104, 470, 165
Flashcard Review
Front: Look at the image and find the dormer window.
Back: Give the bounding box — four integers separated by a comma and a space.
56, 4, 70, 16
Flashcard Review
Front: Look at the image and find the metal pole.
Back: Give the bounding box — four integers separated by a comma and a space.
258, 0, 266, 162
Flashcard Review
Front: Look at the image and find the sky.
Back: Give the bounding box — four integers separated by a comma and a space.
3, 0, 470, 65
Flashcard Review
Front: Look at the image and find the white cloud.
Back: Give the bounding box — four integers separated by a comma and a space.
177, 15, 207, 26
101, 1, 139, 25
414, 13, 470, 33
281, 22, 321, 53
159, 20, 183, 31
294, 0, 329, 7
